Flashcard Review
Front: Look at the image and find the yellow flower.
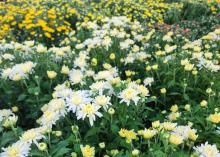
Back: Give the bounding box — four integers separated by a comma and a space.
38, 142, 47, 151
188, 130, 198, 141
200, 100, 208, 107
119, 128, 127, 138
91, 58, 97, 66
170, 104, 178, 112
169, 134, 183, 145
47, 71, 57, 79
109, 53, 116, 60
208, 113, 220, 123
152, 120, 160, 128
80, 145, 95, 157
160, 88, 166, 94
61, 65, 70, 75
142, 129, 157, 139
12, 106, 18, 113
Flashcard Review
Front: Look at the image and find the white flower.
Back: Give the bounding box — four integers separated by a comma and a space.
53, 83, 72, 99
93, 95, 111, 111
66, 90, 92, 113
144, 77, 154, 86
38, 111, 60, 128
0, 141, 31, 157
2, 53, 15, 61
1, 61, 36, 80
0, 109, 14, 118
20, 128, 45, 144
194, 142, 220, 157
172, 125, 196, 140
24, 41, 35, 47
36, 44, 47, 53
76, 103, 102, 126
47, 98, 66, 116
90, 81, 113, 95
119, 87, 140, 106
69, 69, 84, 85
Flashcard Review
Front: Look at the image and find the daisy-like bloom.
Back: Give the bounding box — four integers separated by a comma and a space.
24, 40, 35, 47
161, 122, 177, 131
80, 145, 95, 157
46, 98, 66, 116
76, 103, 102, 126
52, 83, 72, 99
89, 81, 113, 95
119, 87, 140, 106
208, 113, 220, 124
93, 95, 111, 111
142, 128, 157, 139
66, 90, 92, 113
2, 53, 15, 61
0, 109, 14, 118
36, 44, 47, 53
20, 128, 45, 144
137, 85, 150, 97
74, 51, 88, 69
69, 69, 84, 85
143, 77, 154, 86
194, 142, 220, 157
2, 115, 18, 128
169, 134, 184, 145
94, 69, 118, 81
0, 141, 31, 157
1, 61, 36, 81
38, 110, 60, 128
171, 125, 198, 141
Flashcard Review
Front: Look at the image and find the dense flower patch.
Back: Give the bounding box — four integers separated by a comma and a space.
0, 0, 220, 157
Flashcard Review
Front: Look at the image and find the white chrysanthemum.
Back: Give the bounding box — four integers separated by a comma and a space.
1, 61, 36, 80
0, 141, 31, 157
2, 53, 15, 61
53, 83, 72, 99
74, 51, 88, 69
69, 69, 84, 85
94, 95, 111, 111
20, 128, 45, 144
94, 68, 118, 81
47, 98, 66, 116
90, 81, 113, 95
24, 41, 35, 47
36, 44, 47, 53
119, 87, 140, 106
66, 90, 92, 113
38, 111, 60, 128
172, 125, 191, 140
1, 68, 12, 78
144, 77, 154, 86
0, 109, 14, 118
76, 103, 102, 126
194, 142, 220, 157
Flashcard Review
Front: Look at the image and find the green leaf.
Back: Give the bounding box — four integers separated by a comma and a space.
30, 150, 46, 157
0, 131, 17, 147
53, 148, 71, 157
17, 93, 27, 101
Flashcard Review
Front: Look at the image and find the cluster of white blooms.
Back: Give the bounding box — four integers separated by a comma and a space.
75, 16, 149, 66
0, 40, 74, 64
0, 109, 18, 128
48, 46, 72, 59
1, 61, 36, 81
182, 29, 220, 72
194, 142, 220, 157
171, 125, 198, 141
1, 141, 31, 157
119, 81, 150, 106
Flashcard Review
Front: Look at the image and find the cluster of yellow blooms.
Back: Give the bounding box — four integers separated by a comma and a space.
0, 0, 81, 43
